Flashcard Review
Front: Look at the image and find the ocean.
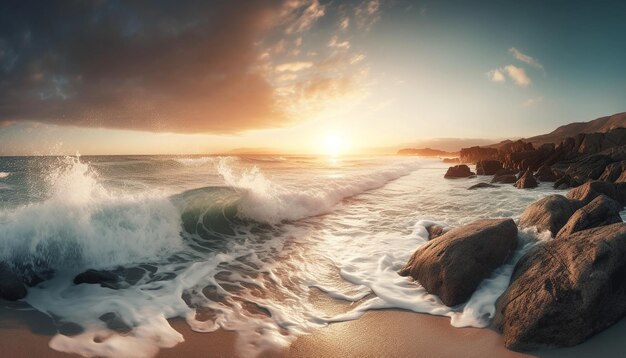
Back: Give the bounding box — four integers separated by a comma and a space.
0, 155, 616, 357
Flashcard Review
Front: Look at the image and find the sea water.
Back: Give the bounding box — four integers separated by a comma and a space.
0, 155, 616, 357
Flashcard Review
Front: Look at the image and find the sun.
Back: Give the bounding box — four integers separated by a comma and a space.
323, 133, 345, 157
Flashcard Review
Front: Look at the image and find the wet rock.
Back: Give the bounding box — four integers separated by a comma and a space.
425, 224, 444, 240
566, 180, 621, 206
494, 223, 626, 350
468, 183, 499, 190
515, 170, 538, 189
0, 263, 27, 301
399, 219, 517, 307
519, 194, 581, 236
444, 165, 474, 179
535, 165, 558, 182
553, 174, 581, 190
556, 195, 623, 239
476, 160, 503, 175
73, 269, 119, 288
492, 174, 517, 184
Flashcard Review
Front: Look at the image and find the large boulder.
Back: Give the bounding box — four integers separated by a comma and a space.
556, 195, 623, 239
515, 170, 538, 189
518, 194, 581, 236
399, 219, 517, 306
0, 263, 27, 301
444, 165, 474, 179
476, 160, 503, 175
494, 223, 626, 350
566, 180, 621, 206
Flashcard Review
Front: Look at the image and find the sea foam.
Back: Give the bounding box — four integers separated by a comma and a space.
0, 157, 183, 271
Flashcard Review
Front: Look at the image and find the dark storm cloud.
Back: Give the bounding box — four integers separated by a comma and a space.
0, 0, 289, 133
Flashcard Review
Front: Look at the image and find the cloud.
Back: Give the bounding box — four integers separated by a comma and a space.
509, 48, 543, 70
354, 0, 382, 30
275, 61, 314, 72
328, 36, 351, 49
284, 0, 326, 34
504, 65, 531, 87
487, 65, 531, 87
0, 0, 380, 133
487, 69, 506, 83
523, 96, 544, 107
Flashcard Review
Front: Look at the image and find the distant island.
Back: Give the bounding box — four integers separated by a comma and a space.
397, 147, 459, 157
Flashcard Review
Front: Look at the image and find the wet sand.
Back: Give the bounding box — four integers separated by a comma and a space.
2, 302, 626, 358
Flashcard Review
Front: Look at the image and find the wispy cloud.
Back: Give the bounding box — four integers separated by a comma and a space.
523, 96, 544, 107
487, 65, 531, 87
509, 48, 544, 70
328, 36, 351, 49
275, 61, 314, 72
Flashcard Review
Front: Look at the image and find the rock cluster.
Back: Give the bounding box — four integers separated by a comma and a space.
447, 127, 626, 191
402, 175, 626, 352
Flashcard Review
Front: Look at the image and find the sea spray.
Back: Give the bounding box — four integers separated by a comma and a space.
216, 156, 423, 224
0, 156, 183, 271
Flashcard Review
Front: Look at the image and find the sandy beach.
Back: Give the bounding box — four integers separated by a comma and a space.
3, 301, 626, 358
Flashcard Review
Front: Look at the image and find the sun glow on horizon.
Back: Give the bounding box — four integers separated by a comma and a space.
322, 133, 348, 157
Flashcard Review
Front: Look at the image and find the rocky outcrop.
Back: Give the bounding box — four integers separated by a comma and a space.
515, 170, 538, 189
535, 165, 558, 182
556, 195, 623, 239
399, 219, 517, 306
494, 223, 626, 350
459, 147, 498, 164
476, 160, 503, 175
563, 154, 614, 183
518, 194, 581, 236
566, 180, 622, 205
444, 165, 474, 179
0, 263, 27, 301
460, 125, 626, 186
468, 183, 499, 190
599, 160, 626, 182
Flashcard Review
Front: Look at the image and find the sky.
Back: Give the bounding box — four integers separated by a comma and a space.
0, 0, 625, 155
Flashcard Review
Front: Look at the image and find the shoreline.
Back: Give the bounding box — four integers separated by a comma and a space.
3, 302, 626, 358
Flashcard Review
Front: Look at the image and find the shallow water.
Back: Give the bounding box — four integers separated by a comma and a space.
0, 155, 618, 357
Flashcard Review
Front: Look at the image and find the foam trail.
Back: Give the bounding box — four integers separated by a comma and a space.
320, 226, 553, 328
216, 157, 421, 224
